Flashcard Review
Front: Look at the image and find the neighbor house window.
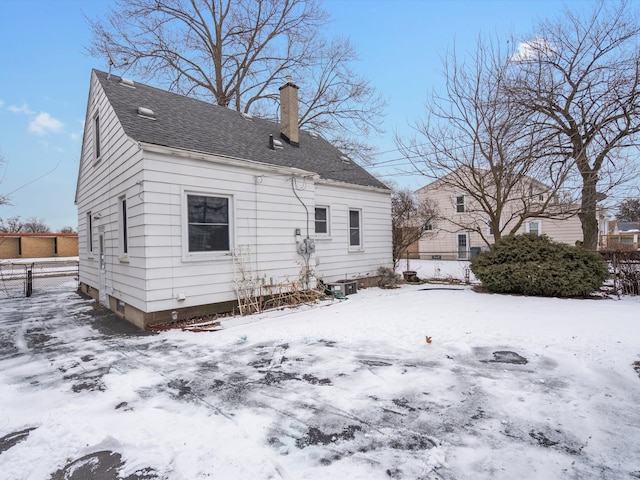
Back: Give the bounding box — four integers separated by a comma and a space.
94, 115, 101, 159
487, 220, 494, 236
53, 237, 58, 255
527, 220, 541, 236
457, 233, 469, 260
349, 209, 362, 247
119, 196, 128, 255
315, 207, 329, 235
87, 212, 93, 253
456, 195, 465, 213
187, 194, 230, 252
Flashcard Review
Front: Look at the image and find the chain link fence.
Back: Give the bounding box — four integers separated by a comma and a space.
0, 260, 79, 298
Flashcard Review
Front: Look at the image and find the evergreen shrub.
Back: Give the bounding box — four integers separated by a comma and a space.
470, 234, 609, 297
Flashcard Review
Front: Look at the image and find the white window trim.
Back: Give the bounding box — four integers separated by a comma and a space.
456, 232, 469, 260
348, 208, 364, 251
93, 113, 101, 162
525, 220, 542, 235
455, 195, 466, 214
314, 205, 331, 237
86, 211, 94, 257
118, 194, 129, 260
181, 189, 235, 262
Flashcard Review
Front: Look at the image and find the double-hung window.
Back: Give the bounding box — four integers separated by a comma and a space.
187, 194, 230, 252
315, 207, 329, 235
456, 195, 465, 213
349, 209, 362, 248
527, 220, 541, 236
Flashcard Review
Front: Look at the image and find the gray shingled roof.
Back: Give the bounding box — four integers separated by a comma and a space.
94, 70, 387, 190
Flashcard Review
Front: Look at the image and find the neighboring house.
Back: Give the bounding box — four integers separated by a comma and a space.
415, 170, 583, 260
601, 220, 640, 250
0, 233, 78, 259
75, 70, 391, 328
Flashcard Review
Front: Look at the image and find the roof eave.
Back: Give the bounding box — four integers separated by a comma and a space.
138, 142, 318, 178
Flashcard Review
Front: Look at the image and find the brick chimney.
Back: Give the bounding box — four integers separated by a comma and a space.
279, 75, 299, 147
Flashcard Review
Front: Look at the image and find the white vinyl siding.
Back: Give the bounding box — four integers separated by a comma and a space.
77, 72, 145, 311
77, 71, 392, 316
313, 182, 391, 282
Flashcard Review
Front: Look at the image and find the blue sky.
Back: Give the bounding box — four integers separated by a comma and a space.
0, 0, 592, 231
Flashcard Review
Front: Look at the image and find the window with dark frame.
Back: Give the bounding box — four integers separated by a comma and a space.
188, 195, 230, 252
87, 212, 93, 253
349, 209, 361, 247
315, 207, 328, 234
94, 115, 101, 159
120, 197, 128, 254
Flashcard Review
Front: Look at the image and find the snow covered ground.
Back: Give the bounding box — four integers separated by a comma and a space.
1, 282, 639, 479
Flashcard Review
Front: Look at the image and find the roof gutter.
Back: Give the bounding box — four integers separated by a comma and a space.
314, 177, 391, 194
138, 142, 317, 179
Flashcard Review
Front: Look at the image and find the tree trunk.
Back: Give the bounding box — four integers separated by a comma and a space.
578, 173, 599, 251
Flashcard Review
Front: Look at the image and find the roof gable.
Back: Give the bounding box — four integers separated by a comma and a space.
93, 70, 387, 190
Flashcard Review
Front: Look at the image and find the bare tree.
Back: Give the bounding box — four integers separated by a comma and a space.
392, 188, 437, 269
22, 217, 49, 233
398, 37, 575, 245
506, 0, 640, 250
615, 198, 640, 221
59, 226, 77, 234
0, 216, 23, 233
87, 0, 386, 163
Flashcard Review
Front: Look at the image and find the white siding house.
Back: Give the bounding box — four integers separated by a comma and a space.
75, 70, 392, 328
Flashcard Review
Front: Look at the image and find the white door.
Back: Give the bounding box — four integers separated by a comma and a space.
457, 233, 469, 260
98, 227, 107, 305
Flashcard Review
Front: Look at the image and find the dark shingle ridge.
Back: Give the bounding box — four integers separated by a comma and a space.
94, 70, 388, 190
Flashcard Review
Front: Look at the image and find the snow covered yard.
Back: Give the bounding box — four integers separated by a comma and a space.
1, 284, 639, 480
